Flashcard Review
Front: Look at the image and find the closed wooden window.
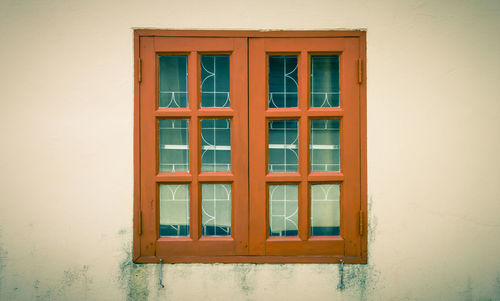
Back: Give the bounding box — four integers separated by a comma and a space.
134, 30, 366, 263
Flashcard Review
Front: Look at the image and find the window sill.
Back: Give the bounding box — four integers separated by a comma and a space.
133, 255, 367, 264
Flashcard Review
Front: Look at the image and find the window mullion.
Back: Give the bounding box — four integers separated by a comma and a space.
188, 51, 200, 241
298, 51, 309, 241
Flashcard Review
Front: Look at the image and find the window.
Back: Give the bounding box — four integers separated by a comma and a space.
134, 30, 367, 263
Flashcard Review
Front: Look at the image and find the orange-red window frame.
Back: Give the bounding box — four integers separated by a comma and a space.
134, 30, 367, 264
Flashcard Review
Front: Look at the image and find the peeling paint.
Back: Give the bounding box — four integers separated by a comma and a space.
337, 260, 345, 290
157, 259, 165, 289
118, 243, 149, 301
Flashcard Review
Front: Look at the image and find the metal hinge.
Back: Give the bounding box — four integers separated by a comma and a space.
138, 211, 143, 235
137, 58, 142, 83
357, 58, 363, 85
359, 210, 364, 236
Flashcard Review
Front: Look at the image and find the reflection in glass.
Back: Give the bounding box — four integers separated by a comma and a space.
268, 56, 298, 108
201, 119, 231, 172
269, 185, 298, 237
310, 120, 340, 172
268, 120, 298, 173
202, 184, 232, 236
311, 184, 340, 236
311, 56, 340, 107
159, 119, 189, 173
159, 56, 188, 108
201, 55, 230, 107
159, 184, 190, 237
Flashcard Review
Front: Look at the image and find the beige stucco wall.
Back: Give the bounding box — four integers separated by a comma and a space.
1, 0, 499, 300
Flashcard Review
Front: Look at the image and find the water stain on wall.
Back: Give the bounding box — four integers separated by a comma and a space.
232, 264, 256, 297
463, 277, 474, 301
33, 265, 91, 301
0, 228, 8, 299
114, 196, 381, 300
337, 196, 380, 300
461, 275, 500, 301
118, 239, 149, 301
496, 273, 500, 300
340, 262, 380, 300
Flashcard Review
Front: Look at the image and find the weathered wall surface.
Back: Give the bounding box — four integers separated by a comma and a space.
1, 0, 499, 300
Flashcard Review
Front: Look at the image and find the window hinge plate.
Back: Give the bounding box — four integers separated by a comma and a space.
137, 58, 142, 83
357, 58, 363, 85
359, 210, 364, 236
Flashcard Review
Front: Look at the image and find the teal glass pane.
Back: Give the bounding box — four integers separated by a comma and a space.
310, 56, 340, 107
159, 56, 188, 108
159, 184, 190, 237
159, 119, 189, 172
202, 184, 232, 236
310, 120, 340, 172
268, 120, 298, 173
269, 185, 298, 237
201, 119, 231, 172
201, 55, 230, 107
310, 184, 340, 236
268, 56, 298, 108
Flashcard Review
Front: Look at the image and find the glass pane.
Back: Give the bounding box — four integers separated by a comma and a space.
268, 120, 298, 173
310, 56, 340, 107
202, 184, 232, 236
310, 120, 340, 172
311, 184, 340, 236
201, 55, 230, 107
159, 56, 188, 108
159, 184, 190, 237
269, 185, 298, 237
159, 119, 189, 173
201, 119, 231, 172
268, 56, 298, 108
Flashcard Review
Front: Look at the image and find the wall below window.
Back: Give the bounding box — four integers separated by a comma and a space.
1, 0, 499, 300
